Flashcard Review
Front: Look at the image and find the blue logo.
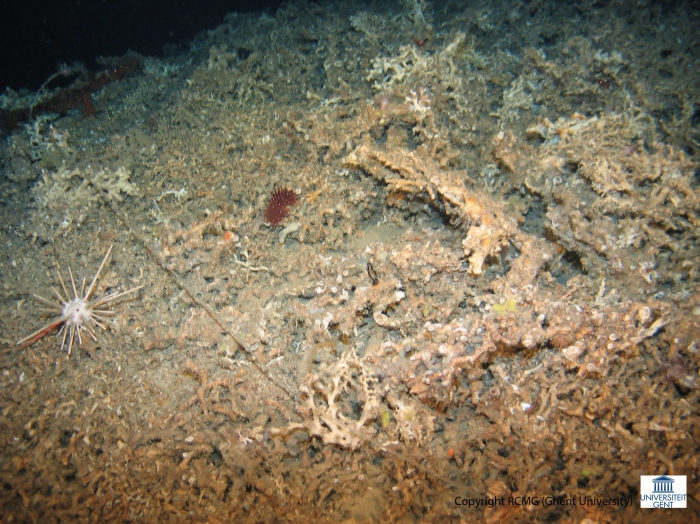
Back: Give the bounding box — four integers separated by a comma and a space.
640, 475, 686, 508
651, 476, 675, 494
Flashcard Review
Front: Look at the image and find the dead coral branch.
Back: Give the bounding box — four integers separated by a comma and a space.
343, 145, 551, 285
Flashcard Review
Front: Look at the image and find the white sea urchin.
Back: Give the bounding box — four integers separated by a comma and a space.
16, 245, 143, 355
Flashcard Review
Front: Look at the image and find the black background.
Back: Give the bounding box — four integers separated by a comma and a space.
0, 0, 283, 92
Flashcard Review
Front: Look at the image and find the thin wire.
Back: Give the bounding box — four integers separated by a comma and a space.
85, 175, 474, 494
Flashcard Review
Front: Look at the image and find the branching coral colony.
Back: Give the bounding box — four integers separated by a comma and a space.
16, 245, 143, 356
343, 145, 552, 285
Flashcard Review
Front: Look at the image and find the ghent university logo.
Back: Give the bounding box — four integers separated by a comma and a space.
640, 475, 687, 508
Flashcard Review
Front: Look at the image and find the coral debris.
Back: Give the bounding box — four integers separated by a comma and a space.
264, 187, 297, 226
0, 57, 142, 134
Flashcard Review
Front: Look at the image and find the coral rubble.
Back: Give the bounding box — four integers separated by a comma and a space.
344, 144, 552, 283
1, 0, 699, 522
